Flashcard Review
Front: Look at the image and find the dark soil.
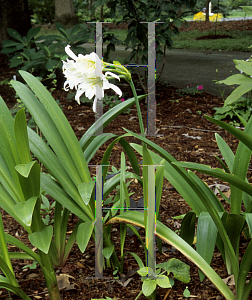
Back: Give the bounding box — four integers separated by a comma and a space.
0, 20, 251, 300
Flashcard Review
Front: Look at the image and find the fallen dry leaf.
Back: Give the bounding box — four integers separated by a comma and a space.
56, 273, 75, 290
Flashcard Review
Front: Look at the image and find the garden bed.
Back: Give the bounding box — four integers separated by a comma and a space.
0, 53, 246, 299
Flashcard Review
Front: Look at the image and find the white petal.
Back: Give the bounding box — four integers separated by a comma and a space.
93, 97, 98, 113
108, 83, 122, 97
65, 45, 78, 61
85, 87, 95, 100
75, 88, 85, 104
105, 71, 120, 81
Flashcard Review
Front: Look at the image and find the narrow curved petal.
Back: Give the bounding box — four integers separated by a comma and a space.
107, 83, 122, 97
65, 45, 78, 61
105, 71, 120, 81
92, 97, 98, 113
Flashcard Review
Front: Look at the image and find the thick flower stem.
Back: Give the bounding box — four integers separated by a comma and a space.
129, 79, 145, 137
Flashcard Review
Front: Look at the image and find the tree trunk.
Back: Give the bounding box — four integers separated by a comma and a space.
54, 0, 77, 25
0, 0, 31, 47
205, 0, 210, 22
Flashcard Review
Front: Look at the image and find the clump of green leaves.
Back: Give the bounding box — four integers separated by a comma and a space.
1, 23, 95, 84
177, 84, 203, 96
213, 94, 252, 126
214, 52, 252, 126
136, 258, 190, 299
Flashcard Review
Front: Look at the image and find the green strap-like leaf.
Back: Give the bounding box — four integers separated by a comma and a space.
130, 142, 207, 215
215, 133, 234, 171
14, 109, 32, 164
76, 221, 94, 253
180, 211, 196, 246
197, 212, 218, 281
40, 173, 92, 222
79, 95, 146, 152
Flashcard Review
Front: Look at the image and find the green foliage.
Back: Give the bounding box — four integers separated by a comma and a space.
29, 0, 55, 24
136, 258, 190, 299
214, 53, 252, 125
177, 84, 203, 96
1, 23, 94, 82
213, 95, 252, 125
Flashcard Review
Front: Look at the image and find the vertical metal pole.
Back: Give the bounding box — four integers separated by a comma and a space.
95, 22, 103, 136
147, 22, 156, 136
95, 165, 103, 278
147, 165, 156, 276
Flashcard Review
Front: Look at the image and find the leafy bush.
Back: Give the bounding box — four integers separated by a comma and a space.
29, 0, 55, 24
214, 50, 252, 125
1, 23, 95, 85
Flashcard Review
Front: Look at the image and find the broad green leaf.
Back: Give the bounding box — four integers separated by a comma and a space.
142, 279, 156, 297
240, 5, 252, 14
107, 211, 235, 300
183, 287, 191, 298
76, 221, 94, 253
180, 211, 196, 245
15, 161, 36, 178
14, 109, 32, 164
78, 180, 95, 205
197, 212, 218, 281
156, 275, 171, 288
137, 267, 149, 277
28, 226, 53, 254
157, 258, 190, 283
224, 214, 245, 256
17, 161, 40, 201
218, 73, 250, 86
7, 28, 23, 43
14, 197, 37, 226
27, 26, 41, 42
103, 245, 114, 259
234, 59, 252, 76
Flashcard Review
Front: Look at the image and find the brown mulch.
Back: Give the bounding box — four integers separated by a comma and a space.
0, 22, 251, 299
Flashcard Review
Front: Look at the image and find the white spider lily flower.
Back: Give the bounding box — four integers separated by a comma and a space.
62, 45, 122, 112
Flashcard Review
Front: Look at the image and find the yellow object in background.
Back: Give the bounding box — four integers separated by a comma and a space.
193, 11, 223, 22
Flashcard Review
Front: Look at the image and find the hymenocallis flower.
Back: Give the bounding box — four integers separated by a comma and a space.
62, 45, 122, 112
